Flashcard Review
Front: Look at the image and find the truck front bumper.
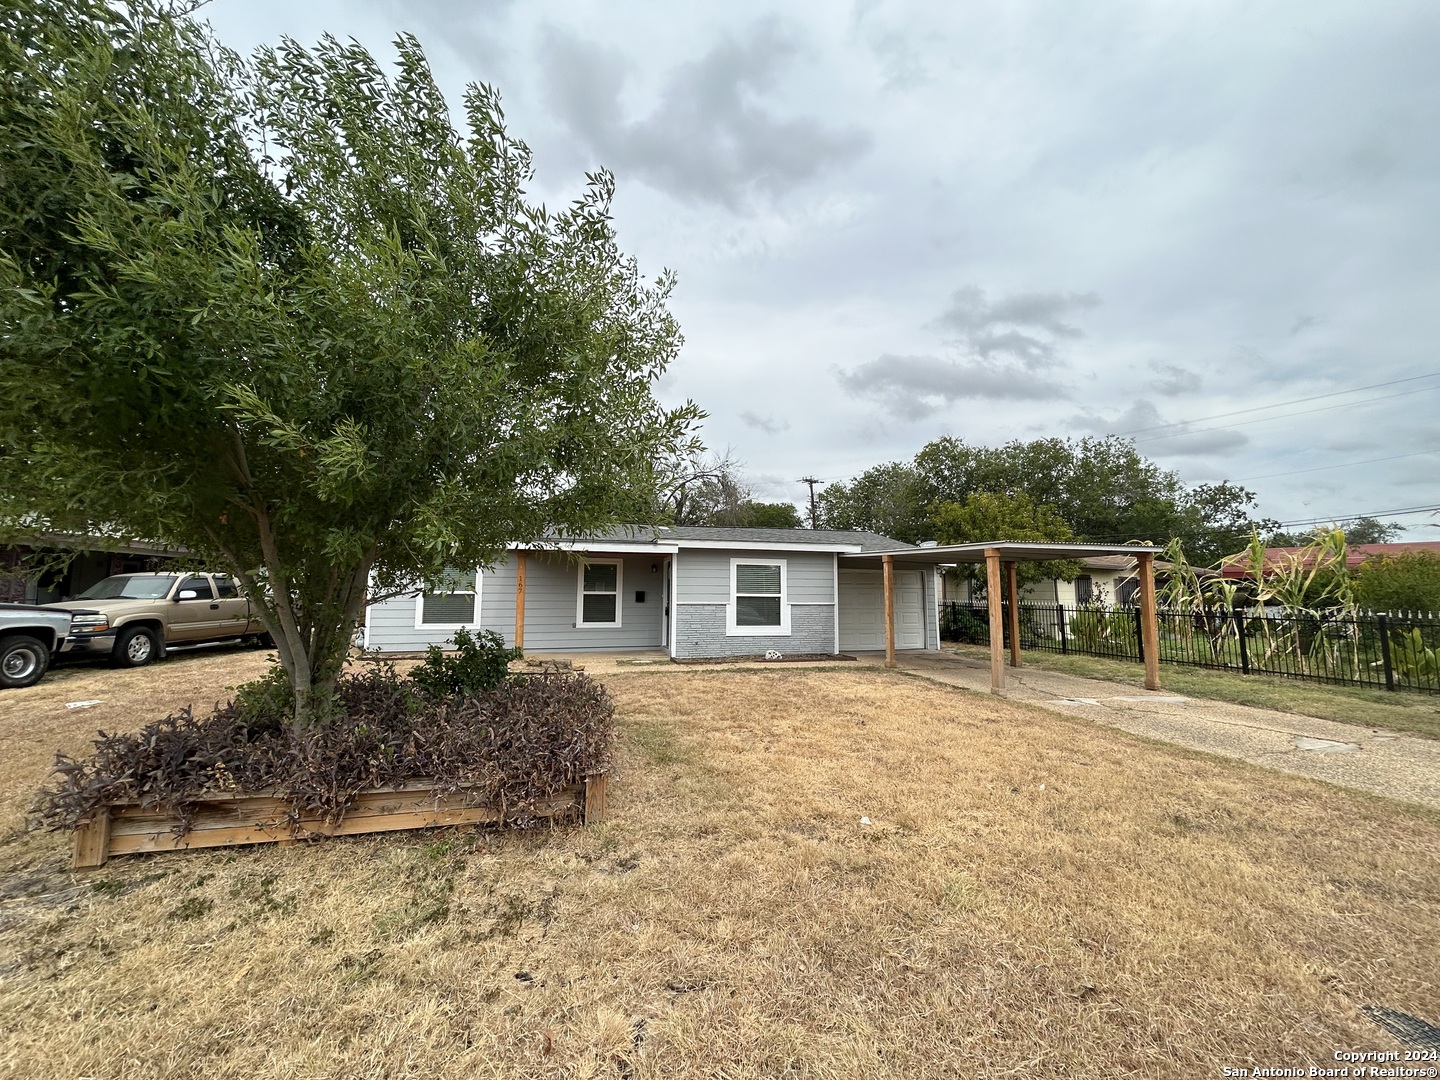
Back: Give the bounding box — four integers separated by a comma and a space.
64, 632, 117, 657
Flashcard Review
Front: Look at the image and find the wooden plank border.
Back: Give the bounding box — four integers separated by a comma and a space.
73, 773, 607, 870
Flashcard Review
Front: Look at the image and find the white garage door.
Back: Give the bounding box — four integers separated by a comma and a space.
839, 569, 925, 651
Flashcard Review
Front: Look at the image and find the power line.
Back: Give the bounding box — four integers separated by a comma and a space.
1271, 504, 1440, 529
1112, 371, 1440, 438
1133, 384, 1440, 444
1233, 449, 1440, 483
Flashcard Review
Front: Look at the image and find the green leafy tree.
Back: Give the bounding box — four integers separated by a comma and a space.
0, 1, 698, 727
737, 502, 803, 529
1355, 551, 1440, 614
1173, 482, 1279, 567
929, 491, 1081, 589
816, 463, 926, 540
822, 435, 1274, 560
914, 435, 1190, 544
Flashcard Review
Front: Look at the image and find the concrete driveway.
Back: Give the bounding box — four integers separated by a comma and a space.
863, 649, 1440, 813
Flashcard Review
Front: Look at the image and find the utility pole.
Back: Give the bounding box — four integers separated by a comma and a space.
798, 476, 821, 529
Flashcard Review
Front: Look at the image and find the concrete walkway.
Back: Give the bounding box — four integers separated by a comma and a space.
855, 649, 1440, 812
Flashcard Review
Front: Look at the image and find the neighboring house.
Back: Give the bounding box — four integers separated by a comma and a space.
0, 535, 181, 604
943, 554, 1200, 608
1219, 541, 1440, 580
362, 526, 943, 659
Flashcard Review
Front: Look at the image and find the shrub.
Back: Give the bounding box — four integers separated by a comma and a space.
942, 604, 989, 644
34, 666, 612, 835
1355, 551, 1440, 614
408, 628, 522, 699
1069, 606, 1136, 655
1390, 627, 1439, 685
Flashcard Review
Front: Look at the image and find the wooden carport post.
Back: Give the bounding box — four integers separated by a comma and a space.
985, 548, 1004, 693
514, 551, 526, 651
883, 553, 896, 668
1137, 551, 1161, 690
1005, 561, 1021, 668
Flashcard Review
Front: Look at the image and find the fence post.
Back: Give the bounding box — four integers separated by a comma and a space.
1377, 613, 1395, 692
1058, 603, 1068, 655
1234, 606, 1250, 675
1133, 607, 1144, 662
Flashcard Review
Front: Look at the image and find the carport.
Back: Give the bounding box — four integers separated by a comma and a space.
841, 541, 1164, 694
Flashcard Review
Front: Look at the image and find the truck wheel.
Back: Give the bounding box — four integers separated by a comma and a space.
0, 635, 51, 689
112, 625, 161, 668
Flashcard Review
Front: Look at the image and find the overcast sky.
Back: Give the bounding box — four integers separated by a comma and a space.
208, 0, 1440, 536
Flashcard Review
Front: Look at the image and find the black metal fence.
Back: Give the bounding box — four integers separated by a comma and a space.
940, 600, 1440, 695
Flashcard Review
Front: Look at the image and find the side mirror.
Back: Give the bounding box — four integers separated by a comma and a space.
176, 589, 198, 601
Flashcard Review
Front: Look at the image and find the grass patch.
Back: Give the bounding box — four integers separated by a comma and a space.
953, 645, 1440, 738
2, 661, 1438, 1077
627, 718, 694, 765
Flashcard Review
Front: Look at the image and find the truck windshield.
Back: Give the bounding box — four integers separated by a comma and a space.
75, 576, 176, 600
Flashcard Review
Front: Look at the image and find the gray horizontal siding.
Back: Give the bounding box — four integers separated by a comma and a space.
364, 557, 518, 654
675, 549, 835, 606
365, 551, 664, 653
675, 604, 834, 658
519, 552, 663, 651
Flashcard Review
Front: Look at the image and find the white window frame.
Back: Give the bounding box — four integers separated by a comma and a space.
576, 559, 623, 628
413, 568, 482, 631
727, 558, 790, 637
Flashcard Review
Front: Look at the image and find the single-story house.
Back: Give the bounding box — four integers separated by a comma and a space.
364, 529, 1167, 692
362, 526, 944, 660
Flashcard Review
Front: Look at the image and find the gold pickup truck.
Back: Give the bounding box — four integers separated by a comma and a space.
46, 571, 269, 667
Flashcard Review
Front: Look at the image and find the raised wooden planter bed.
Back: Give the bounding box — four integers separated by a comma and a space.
72, 772, 607, 869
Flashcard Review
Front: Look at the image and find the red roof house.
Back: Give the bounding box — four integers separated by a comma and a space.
1219, 541, 1440, 579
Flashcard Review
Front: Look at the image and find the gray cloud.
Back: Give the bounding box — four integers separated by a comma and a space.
1147, 360, 1202, 396
367, 0, 518, 75
739, 411, 790, 435
932, 285, 1100, 369
838, 354, 1071, 420
1069, 399, 1248, 457
539, 21, 870, 209
839, 284, 1093, 417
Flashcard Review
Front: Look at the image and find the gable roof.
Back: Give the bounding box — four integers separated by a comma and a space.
659, 526, 916, 552
518, 525, 916, 554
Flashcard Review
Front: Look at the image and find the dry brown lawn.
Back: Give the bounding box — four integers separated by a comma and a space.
1, 653, 1438, 1078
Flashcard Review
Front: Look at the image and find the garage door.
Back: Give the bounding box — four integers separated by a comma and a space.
839, 569, 925, 651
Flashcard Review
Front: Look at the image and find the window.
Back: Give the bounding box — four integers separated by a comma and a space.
214, 574, 239, 599
415, 568, 480, 628
728, 559, 789, 636
177, 575, 214, 601
1075, 575, 1093, 604
577, 560, 622, 627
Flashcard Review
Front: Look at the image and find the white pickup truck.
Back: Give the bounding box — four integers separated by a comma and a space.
0, 603, 83, 689
46, 571, 268, 668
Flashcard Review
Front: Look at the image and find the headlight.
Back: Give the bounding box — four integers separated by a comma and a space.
71, 615, 110, 632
